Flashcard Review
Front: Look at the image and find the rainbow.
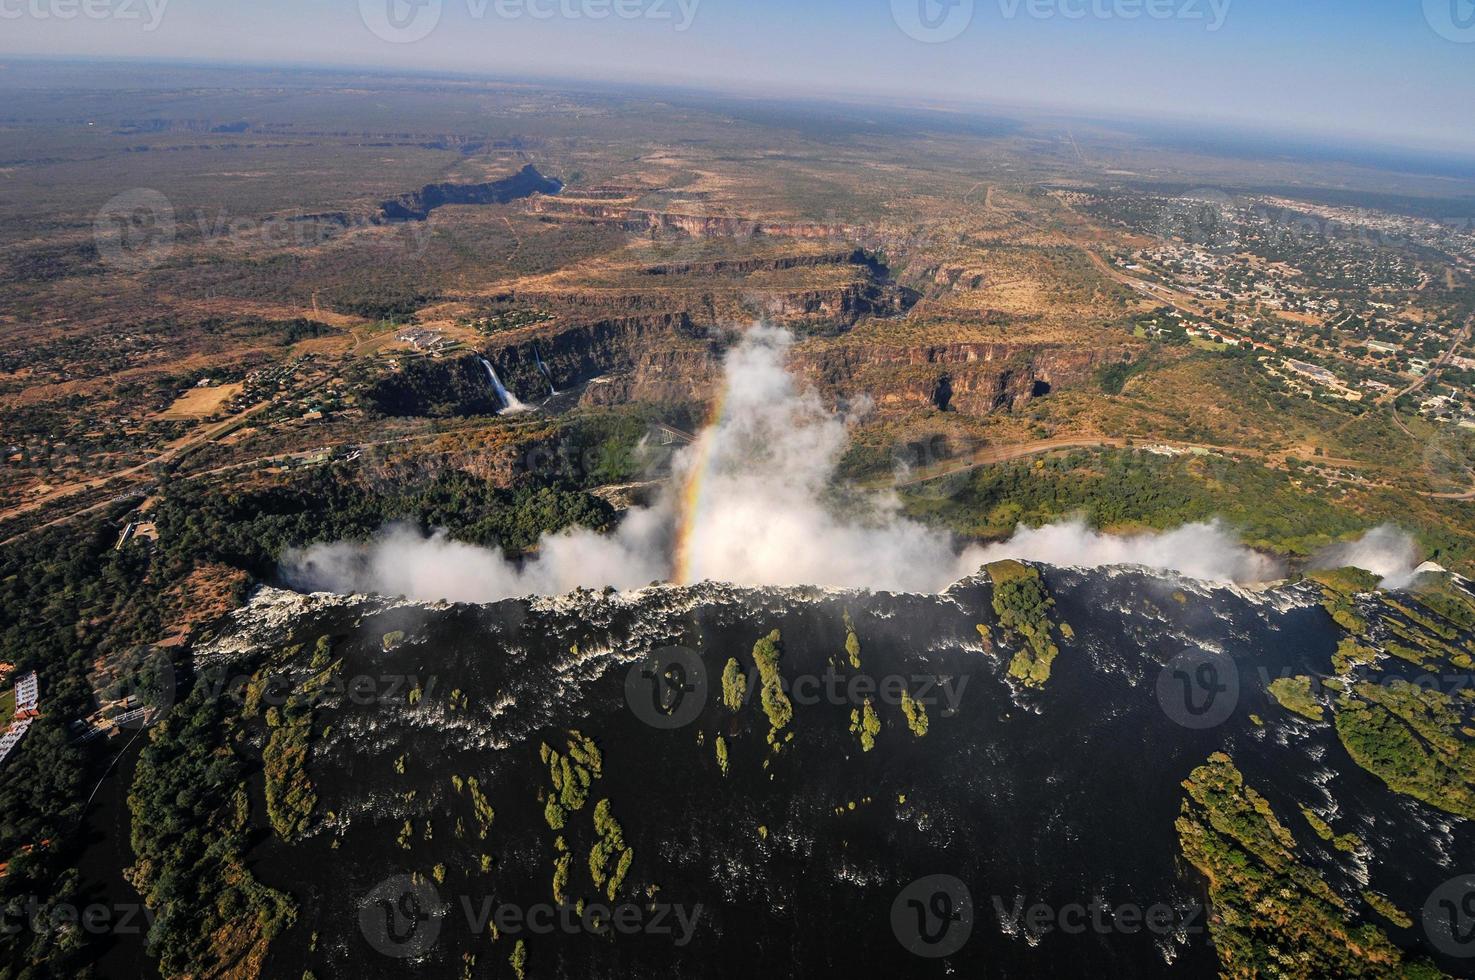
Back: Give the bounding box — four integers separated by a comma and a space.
670, 387, 732, 586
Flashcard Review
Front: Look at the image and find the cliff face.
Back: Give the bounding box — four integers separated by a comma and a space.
357, 440, 531, 490
366, 358, 503, 417
748, 280, 912, 322
792, 342, 1124, 414
480, 316, 1124, 417
486, 250, 915, 329
380, 164, 562, 222
527, 198, 852, 241
638, 249, 869, 277
486, 313, 720, 406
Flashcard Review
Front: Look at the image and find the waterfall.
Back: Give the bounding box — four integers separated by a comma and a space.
534, 346, 558, 397
478, 358, 529, 414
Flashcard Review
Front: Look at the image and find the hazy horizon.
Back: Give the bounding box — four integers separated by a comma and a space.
2, 0, 1474, 157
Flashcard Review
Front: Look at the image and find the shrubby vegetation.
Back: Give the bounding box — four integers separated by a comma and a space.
903, 449, 1394, 559
540, 731, 602, 831
1177, 754, 1437, 979
1335, 681, 1475, 820
127, 677, 296, 977
1309, 568, 1380, 634
0, 509, 204, 972
751, 631, 793, 737
261, 637, 333, 842
1096, 356, 1152, 395
842, 611, 862, 669
987, 561, 1062, 688
589, 799, 634, 902
848, 700, 881, 753
721, 658, 747, 711
900, 690, 929, 737
151, 466, 614, 577
1268, 676, 1325, 722
1307, 573, 1475, 820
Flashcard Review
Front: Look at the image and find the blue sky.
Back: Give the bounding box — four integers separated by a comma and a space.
3, 0, 1473, 153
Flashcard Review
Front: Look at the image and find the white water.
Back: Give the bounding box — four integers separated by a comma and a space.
478, 357, 530, 414
534, 347, 558, 397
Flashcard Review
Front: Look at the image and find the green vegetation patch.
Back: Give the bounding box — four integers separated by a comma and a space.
540, 730, 602, 830
849, 699, 881, 753
1310, 568, 1380, 635
751, 630, 793, 736
590, 799, 635, 902
843, 610, 862, 669
715, 735, 730, 776
987, 561, 1062, 689
1335, 681, 1475, 819
1269, 676, 1325, 722
900, 689, 929, 737
1176, 754, 1435, 979
902, 448, 1369, 559
1363, 891, 1414, 930
721, 658, 747, 711
128, 678, 296, 977
263, 636, 335, 841
1412, 577, 1475, 634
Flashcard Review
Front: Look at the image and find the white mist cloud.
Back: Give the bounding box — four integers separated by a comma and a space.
284, 326, 1332, 602
282, 515, 670, 604
671, 326, 973, 593
284, 325, 978, 599
966, 518, 1284, 585
1309, 524, 1425, 590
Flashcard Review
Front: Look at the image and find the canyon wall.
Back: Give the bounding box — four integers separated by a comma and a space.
482, 317, 1126, 417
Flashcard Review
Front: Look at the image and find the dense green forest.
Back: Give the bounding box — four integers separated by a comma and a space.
902, 448, 1474, 562
0, 453, 617, 975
